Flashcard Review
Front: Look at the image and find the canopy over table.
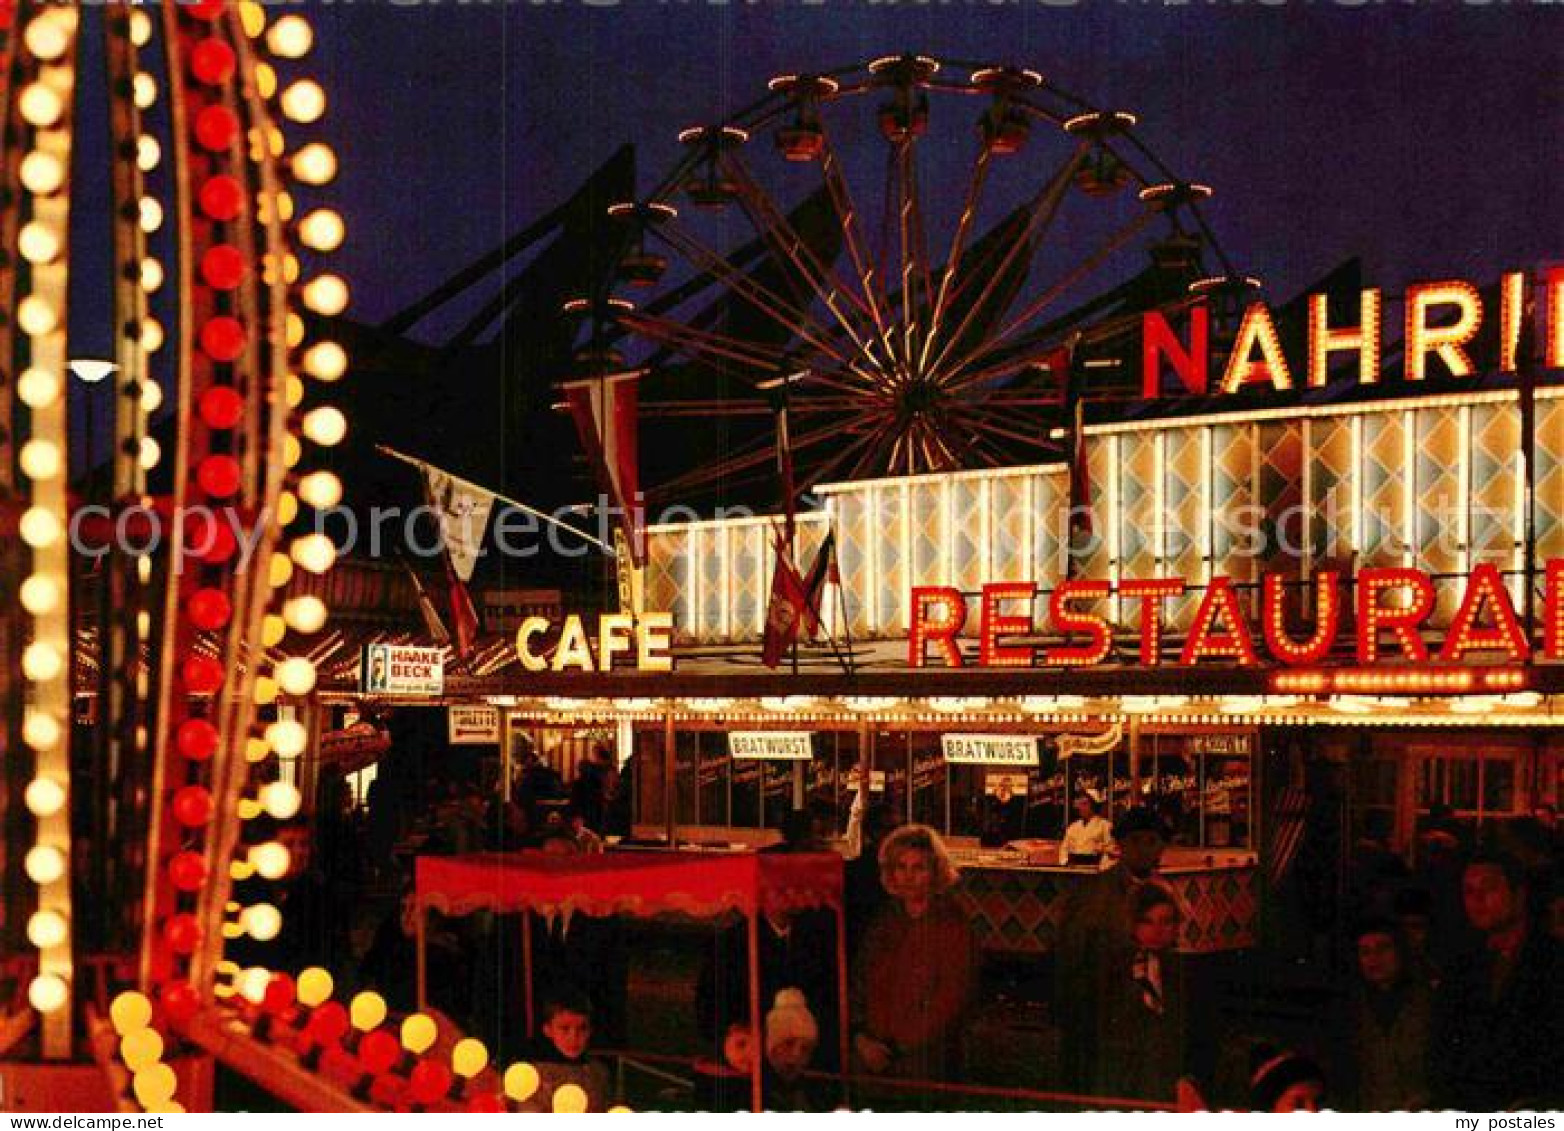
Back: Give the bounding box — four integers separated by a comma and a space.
414, 850, 847, 1112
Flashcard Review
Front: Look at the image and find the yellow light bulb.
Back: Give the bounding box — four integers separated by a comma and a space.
275, 657, 317, 696
21, 151, 65, 196
349, 991, 387, 1032
252, 676, 278, 706
259, 781, 303, 821
298, 472, 343, 511
302, 406, 347, 447
229, 860, 257, 882
24, 777, 66, 818
263, 615, 288, 647
302, 274, 349, 317
136, 135, 161, 173
552, 1083, 589, 1114
19, 221, 61, 264
277, 491, 299, 527
284, 596, 328, 634
286, 314, 306, 350
141, 318, 165, 354
236, 967, 271, 1005
291, 533, 336, 575
280, 80, 326, 124
302, 341, 348, 382
298, 209, 346, 252
18, 295, 59, 336
23, 711, 62, 752
255, 61, 277, 101
120, 1027, 164, 1073
267, 15, 314, 59
20, 440, 62, 482
138, 196, 164, 234
20, 574, 61, 616
25, 845, 66, 885
29, 974, 69, 1015
241, 904, 283, 942
240, 1, 266, 39
236, 798, 263, 820
249, 841, 291, 880
132, 1064, 177, 1109
18, 368, 62, 408
269, 552, 294, 589
393, 1012, 435, 1054
20, 506, 62, 548
18, 82, 63, 127
291, 143, 337, 186
265, 719, 307, 758
27, 909, 68, 949
503, 1063, 541, 1103
133, 73, 157, 110
24, 15, 71, 62
297, 968, 334, 1008
22, 642, 63, 682
452, 1037, 489, 1079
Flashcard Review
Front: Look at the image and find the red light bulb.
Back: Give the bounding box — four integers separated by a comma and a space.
196, 454, 242, 499
163, 913, 203, 955
190, 39, 236, 85
194, 105, 240, 153
160, 982, 202, 1024
409, 1061, 454, 1106
198, 386, 245, 430
468, 1093, 507, 1113
168, 851, 207, 892
262, 973, 297, 1017
186, 588, 232, 631
181, 656, 224, 695
176, 718, 219, 761
199, 316, 247, 363
200, 245, 246, 291
359, 1030, 402, 1077
171, 785, 215, 828
198, 175, 245, 222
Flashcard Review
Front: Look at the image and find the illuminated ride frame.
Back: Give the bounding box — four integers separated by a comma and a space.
0, 1, 527, 1115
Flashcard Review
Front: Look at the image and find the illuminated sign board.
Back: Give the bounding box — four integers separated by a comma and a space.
448, 705, 502, 745
361, 644, 444, 697
941, 734, 1039, 766
910, 561, 1552, 672
515, 612, 674, 673
1142, 268, 1564, 398
729, 732, 815, 761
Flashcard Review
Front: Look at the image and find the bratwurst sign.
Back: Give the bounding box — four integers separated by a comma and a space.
909, 562, 1564, 671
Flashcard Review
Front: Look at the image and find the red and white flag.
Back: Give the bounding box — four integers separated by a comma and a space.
799, 528, 838, 639
761, 527, 811, 668
564, 370, 644, 566
422, 466, 495, 660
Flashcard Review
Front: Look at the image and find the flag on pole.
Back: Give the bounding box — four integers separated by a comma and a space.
777, 399, 798, 547
563, 370, 644, 566
445, 555, 480, 660
421, 467, 495, 660
761, 527, 811, 669
800, 528, 838, 639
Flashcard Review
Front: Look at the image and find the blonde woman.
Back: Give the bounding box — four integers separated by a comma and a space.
850, 824, 976, 1086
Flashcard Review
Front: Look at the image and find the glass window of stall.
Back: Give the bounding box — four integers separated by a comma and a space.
1135, 731, 1254, 849
667, 728, 862, 833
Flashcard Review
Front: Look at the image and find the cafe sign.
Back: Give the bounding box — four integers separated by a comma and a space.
729, 732, 814, 761
941, 734, 1038, 767
361, 644, 444, 697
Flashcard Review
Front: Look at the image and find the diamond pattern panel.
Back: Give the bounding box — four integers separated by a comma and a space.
696, 526, 725, 643
730, 523, 764, 641
1119, 432, 1160, 586
1535, 398, 1564, 561
1308, 417, 1354, 566
1470, 402, 1521, 593
1212, 421, 1256, 587
1360, 411, 1408, 569
1032, 469, 1067, 592
909, 478, 947, 590
1164, 425, 1207, 628
1256, 420, 1305, 586
647, 528, 688, 641
833, 489, 874, 638
1414, 405, 1463, 622
989, 474, 1030, 584
874, 485, 907, 636
951, 478, 986, 595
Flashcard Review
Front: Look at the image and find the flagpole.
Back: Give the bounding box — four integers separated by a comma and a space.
375, 443, 617, 556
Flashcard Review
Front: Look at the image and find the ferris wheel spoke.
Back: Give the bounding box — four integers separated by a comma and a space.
923, 143, 1089, 384
917, 139, 995, 378
895, 140, 927, 376
816, 123, 902, 377
620, 310, 792, 373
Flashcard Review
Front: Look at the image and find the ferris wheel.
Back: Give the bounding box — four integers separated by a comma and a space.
585, 53, 1247, 504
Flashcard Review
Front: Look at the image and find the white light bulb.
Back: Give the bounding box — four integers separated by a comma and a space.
18, 296, 59, 336
18, 82, 63, 128
301, 274, 349, 317
297, 209, 345, 252
290, 533, 336, 574
22, 642, 63, 682
265, 719, 308, 758
18, 368, 61, 409
141, 318, 165, 354
20, 440, 62, 482
133, 73, 157, 110
290, 143, 337, 187
280, 80, 326, 124
297, 471, 343, 510
140, 257, 165, 294
250, 842, 292, 880
138, 197, 164, 234
21, 152, 65, 196
24, 16, 70, 62
128, 9, 152, 47
136, 135, 161, 173
20, 507, 62, 548
302, 341, 348, 382
242, 904, 283, 942
140, 381, 165, 414
139, 437, 161, 471
27, 910, 68, 949
24, 777, 66, 818
275, 657, 317, 697
283, 595, 328, 634
235, 967, 271, 1005
20, 575, 61, 616
266, 15, 314, 59
29, 974, 68, 1014
23, 711, 62, 753
259, 781, 303, 821
19, 222, 61, 265
301, 406, 347, 447
24, 845, 66, 886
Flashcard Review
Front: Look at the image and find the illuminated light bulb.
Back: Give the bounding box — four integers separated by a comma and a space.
19, 221, 61, 264
24, 845, 66, 885
290, 533, 336, 575
285, 314, 306, 350
255, 61, 277, 101
259, 782, 303, 821
133, 73, 157, 110
24, 15, 71, 62
280, 79, 326, 124
139, 437, 161, 471
275, 657, 317, 696
283, 434, 302, 468
301, 274, 349, 317
401, 1013, 438, 1054
264, 719, 307, 759
23, 711, 62, 753
230, 860, 256, 882
253, 676, 278, 705
290, 143, 337, 186
21, 152, 65, 197
283, 595, 328, 634
236, 967, 271, 1005
141, 318, 165, 353
131, 1065, 178, 1111
267, 15, 313, 58
27, 909, 68, 949
350, 991, 388, 1033
297, 967, 334, 1008
302, 406, 347, 446
297, 471, 343, 510
552, 1084, 589, 1114
249, 841, 291, 881
24, 777, 66, 818
29, 974, 68, 1015
18, 296, 59, 336
236, 799, 262, 819
504, 1063, 541, 1103
18, 367, 62, 408
140, 380, 164, 414
140, 256, 165, 294
240, 1, 266, 39
607, 1106, 634, 1114
20, 506, 62, 548
241, 904, 282, 942
20, 575, 61, 616
19, 82, 63, 127
451, 1037, 489, 1079
262, 615, 288, 647
277, 492, 299, 526
20, 440, 62, 482
297, 209, 345, 252
269, 552, 294, 589
138, 196, 164, 235
127, 8, 152, 47
22, 642, 63, 682
136, 135, 161, 173
121, 1027, 164, 1073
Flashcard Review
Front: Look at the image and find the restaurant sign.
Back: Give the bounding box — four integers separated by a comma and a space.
448, 705, 502, 745
361, 644, 445, 697
729, 732, 815, 761
910, 562, 1554, 672
942, 734, 1039, 766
